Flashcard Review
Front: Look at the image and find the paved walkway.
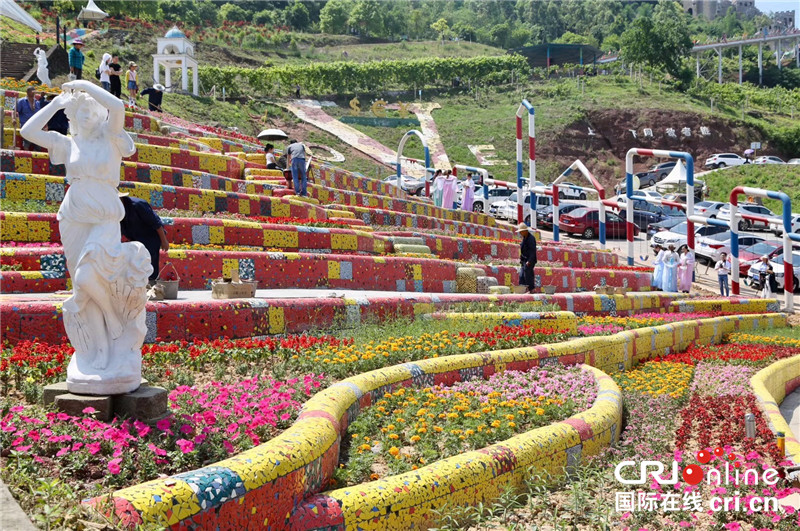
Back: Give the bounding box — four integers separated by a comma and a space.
780, 387, 800, 447
0, 479, 36, 531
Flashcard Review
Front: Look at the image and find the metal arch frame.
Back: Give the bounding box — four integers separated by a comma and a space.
396, 130, 430, 194
625, 149, 695, 267
516, 100, 535, 226
549, 160, 609, 247
727, 187, 800, 311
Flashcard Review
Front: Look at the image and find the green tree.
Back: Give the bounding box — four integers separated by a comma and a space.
219, 2, 249, 23
253, 9, 278, 26
601, 34, 622, 52
319, 0, 350, 34
430, 18, 450, 44
553, 31, 591, 45
452, 22, 476, 42
349, 0, 384, 36
621, 0, 692, 79
489, 22, 512, 49
284, 3, 310, 30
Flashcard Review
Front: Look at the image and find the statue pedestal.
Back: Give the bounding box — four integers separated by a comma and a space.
43, 381, 168, 423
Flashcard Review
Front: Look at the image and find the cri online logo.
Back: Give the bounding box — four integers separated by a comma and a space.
614, 447, 781, 487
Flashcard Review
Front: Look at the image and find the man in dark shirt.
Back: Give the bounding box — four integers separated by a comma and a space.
40, 94, 70, 136
119, 193, 169, 283
109, 55, 122, 98
517, 223, 538, 294
140, 84, 165, 112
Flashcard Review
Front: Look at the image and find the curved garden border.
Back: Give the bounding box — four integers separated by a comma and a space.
97, 312, 786, 528
750, 354, 800, 468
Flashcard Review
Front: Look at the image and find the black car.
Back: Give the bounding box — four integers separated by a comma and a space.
631, 210, 667, 232
537, 203, 583, 230
627, 198, 685, 218
647, 216, 684, 240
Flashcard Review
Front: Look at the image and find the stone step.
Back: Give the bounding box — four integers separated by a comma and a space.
390, 237, 427, 246
393, 244, 433, 254
489, 285, 511, 294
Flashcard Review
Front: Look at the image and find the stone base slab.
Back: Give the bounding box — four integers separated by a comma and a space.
43, 381, 167, 423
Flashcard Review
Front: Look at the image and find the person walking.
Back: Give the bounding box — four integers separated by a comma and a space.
68, 39, 85, 79
441, 170, 458, 209
715, 252, 731, 296
140, 84, 165, 112
753, 255, 772, 297
119, 192, 169, 284
98, 53, 112, 92
517, 223, 537, 294
286, 139, 308, 197
677, 245, 695, 293
16, 87, 41, 150
108, 55, 122, 98
461, 174, 475, 211
125, 62, 138, 106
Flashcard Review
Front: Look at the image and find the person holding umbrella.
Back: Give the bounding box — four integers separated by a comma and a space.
744, 148, 754, 163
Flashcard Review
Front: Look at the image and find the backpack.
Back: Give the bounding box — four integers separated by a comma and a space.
95, 68, 101, 80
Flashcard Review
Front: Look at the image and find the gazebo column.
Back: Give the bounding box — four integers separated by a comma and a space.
192, 66, 198, 96
165, 67, 171, 89
153, 58, 159, 84
182, 61, 188, 92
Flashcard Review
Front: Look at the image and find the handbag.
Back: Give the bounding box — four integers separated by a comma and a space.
95, 68, 101, 80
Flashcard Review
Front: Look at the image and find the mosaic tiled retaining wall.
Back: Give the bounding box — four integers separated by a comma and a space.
422, 311, 578, 334
0, 292, 684, 345
97, 313, 785, 529
330, 204, 515, 240
313, 164, 405, 198
750, 355, 800, 468
128, 132, 217, 153
670, 298, 782, 315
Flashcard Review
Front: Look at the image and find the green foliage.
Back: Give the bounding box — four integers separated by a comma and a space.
430, 18, 451, 43
252, 9, 278, 27
284, 3, 311, 31
621, 1, 693, 79
199, 55, 531, 97
319, 0, 350, 35
349, 0, 383, 36
218, 2, 249, 23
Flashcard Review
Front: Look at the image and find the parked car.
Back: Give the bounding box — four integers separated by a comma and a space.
635, 162, 676, 188
631, 210, 667, 232
647, 217, 685, 240
746, 252, 800, 292
471, 186, 514, 213
560, 208, 636, 239
694, 201, 726, 218
551, 182, 587, 200
695, 232, 765, 265
737, 241, 785, 276
537, 203, 583, 230
663, 193, 688, 204
770, 213, 800, 236
618, 197, 685, 218
787, 158, 800, 165
717, 203, 776, 231
491, 192, 552, 224
753, 156, 785, 165
705, 153, 747, 169
651, 221, 727, 249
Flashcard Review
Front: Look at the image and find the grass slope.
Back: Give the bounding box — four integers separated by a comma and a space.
703, 165, 800, 212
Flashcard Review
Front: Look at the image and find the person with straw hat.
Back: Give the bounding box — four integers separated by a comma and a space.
517, 223, 537, 294
119, 191, 169, 284
140, 83, 165, 112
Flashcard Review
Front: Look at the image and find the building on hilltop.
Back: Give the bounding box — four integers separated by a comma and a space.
152, 26, 199, 96
682, 0, 794, 27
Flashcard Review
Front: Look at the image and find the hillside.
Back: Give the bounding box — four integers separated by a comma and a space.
703, 165, 800, 213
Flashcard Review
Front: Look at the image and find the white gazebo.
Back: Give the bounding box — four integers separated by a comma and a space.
152, 26, 198, 95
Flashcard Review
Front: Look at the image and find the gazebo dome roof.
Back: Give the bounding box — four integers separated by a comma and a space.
165, 26, 186, 39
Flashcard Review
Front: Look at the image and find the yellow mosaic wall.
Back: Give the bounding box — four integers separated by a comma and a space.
750, 355, 800, 467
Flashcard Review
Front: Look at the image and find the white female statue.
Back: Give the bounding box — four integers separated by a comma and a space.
21, 80, 152, 395
33, 48, 51, 87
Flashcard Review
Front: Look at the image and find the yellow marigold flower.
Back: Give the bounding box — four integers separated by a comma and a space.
491, 420, 501, 428
434, 426, 443, 432
536, 408, 545, 416
388, 433, 399, 440
508, 422, 517, 428
388, 446, 400, 457
410, 435, 421, 443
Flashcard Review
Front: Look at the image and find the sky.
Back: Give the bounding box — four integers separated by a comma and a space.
754, 0, 799, 27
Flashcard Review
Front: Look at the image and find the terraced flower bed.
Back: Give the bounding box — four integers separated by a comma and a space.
338, 365, 597, 485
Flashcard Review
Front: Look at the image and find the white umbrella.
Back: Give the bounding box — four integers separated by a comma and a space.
77, 0, 108, 21
257, 128, 289, 141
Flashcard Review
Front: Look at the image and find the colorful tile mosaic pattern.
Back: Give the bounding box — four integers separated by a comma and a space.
670, 298, 782, 315
0, 292, 688, 345
98, 313, 785, 529
750, 355, 800, 468
422, 311, 578, 334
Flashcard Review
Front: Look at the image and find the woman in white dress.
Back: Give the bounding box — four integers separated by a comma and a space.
21, 80, 152, 393
461, 174, 475, 211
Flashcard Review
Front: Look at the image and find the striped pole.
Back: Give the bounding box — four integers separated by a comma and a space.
515, 100, 535, 226
625, 149, 694, 266
729, 186, 798, 311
